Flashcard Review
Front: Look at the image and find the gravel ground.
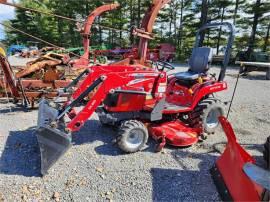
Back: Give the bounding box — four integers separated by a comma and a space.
0, 61, 269, 201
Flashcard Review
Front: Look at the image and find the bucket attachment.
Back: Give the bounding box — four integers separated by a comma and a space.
38, 98, 59, 128
37, 98, 71, 175
37, 126, 71, 175
211, 116, 262, 201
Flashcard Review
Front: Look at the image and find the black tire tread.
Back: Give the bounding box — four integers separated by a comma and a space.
117, 120, 148, 153
196, 97, 224, 134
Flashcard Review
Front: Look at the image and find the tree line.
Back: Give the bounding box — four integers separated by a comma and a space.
2, 0, 270, 61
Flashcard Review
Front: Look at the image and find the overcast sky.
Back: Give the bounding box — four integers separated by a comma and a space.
0, 4, 15, 40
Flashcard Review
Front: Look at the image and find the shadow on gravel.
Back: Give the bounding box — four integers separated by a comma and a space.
0, 106, 29, 114
242, 71, 269, 80
256, 118, 270, 125
72, 120, 124, 156
0, 127, 41, 177
73, 119, 157, 156
151, 168, 213, 201
0, 119, 122, 177
151, 145, 266, 201
151, 150, 219, 201
0, 119, 154, 177
242, 75, 267, 80
227, 73, 267, 80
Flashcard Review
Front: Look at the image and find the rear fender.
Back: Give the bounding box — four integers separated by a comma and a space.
190, 81, 227, 109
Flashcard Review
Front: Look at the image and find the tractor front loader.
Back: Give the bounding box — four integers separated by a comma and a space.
37, 66, 167, 175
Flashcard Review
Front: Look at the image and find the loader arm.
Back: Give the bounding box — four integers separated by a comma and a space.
71, 65, 136, 99
70, 65, 156, 100
66, 73, 130, 131
63, 70, 163, 131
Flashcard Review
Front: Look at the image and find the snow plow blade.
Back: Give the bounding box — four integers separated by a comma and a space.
37, 98, 71, 175
211, 116, 262, 201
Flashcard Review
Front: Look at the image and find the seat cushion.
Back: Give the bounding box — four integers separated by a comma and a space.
189, 47, 213, 73
175, 71, 199, 80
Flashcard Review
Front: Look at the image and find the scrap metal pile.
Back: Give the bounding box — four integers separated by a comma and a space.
0, 3, 120, 106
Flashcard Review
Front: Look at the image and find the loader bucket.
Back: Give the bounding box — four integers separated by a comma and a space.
37, 98, 71, 175
37, 126, 71, 175
211, 116, 262, 201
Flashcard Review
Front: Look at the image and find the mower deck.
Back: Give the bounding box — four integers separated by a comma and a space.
149, 120, 200, 147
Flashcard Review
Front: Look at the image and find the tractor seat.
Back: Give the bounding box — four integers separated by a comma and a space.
175, 47, 213, 81
175, 71, 200, 80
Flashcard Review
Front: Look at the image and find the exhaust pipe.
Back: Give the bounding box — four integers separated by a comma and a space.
37, 98, 71, 175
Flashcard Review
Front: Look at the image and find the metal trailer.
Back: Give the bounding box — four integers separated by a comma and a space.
236, 61, 270, 80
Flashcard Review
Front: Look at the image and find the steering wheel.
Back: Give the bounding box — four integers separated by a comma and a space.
155, 60, 175, 71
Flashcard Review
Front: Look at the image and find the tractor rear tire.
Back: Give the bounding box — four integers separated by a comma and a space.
263, 136, 270, 169
117, 120, 148, 153
198, 98, 225, 134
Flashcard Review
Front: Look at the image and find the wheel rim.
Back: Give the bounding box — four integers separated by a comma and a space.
126, 129, 144, 149
206, 108, 221, 129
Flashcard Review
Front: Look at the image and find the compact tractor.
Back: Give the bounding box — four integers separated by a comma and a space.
36, 0, 235, 175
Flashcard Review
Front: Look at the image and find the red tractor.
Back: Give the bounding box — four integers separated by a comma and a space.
36, 0, 235, 175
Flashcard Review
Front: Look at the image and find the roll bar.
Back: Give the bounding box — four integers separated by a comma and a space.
194, 22, 235, 81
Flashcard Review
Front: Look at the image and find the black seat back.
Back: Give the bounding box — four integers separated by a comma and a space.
189, 47, 213, 73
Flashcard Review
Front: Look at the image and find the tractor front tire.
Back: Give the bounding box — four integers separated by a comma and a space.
117, 120, 148, 153
199, 98, 225, 134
